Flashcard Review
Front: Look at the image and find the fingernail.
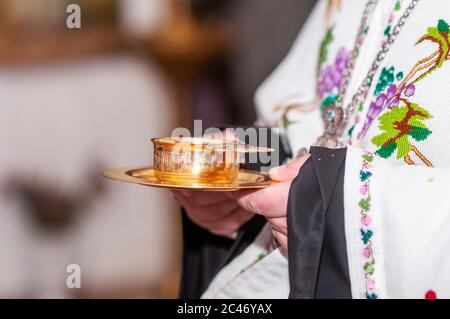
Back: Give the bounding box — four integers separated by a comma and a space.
269, 166, 280, 175
270, 166, 284, 178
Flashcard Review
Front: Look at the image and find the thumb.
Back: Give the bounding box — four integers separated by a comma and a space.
269, 155, 310, 182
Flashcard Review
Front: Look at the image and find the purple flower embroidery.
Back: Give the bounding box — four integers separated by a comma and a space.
358, 99, 384, 140
386, 84, 399, 108
317, 47, 352, 97
405, 83, 416, 97
358, 82, 416, 139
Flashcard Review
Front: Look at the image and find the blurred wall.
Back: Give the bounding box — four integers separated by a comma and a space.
0, 0, 181, 298
119, 0, 169, 37
0, 55, 179, 298
227, 0, 317, 124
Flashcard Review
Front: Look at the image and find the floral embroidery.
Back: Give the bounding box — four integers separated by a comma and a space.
274, 5, 344, 129
381, 0, 405, 47
347, 2, 404, 146
372, 101, 433, 162
318, 27, 335, 70
317, 46, 353, 141
317, 47, 352, 102
359, 20, 450, 166
359, 152, 377, 299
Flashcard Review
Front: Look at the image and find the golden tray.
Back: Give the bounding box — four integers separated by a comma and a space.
102, 167, 273, 191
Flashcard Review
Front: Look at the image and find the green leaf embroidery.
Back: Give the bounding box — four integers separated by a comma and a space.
395, 135, 411, 159
369, 19, 450, 159
372, 103, 432, 159
375, 142, 397, 159
358, 102, 364, 112
364, 260, 376, 275
318, 27, 334, 69
257, 253, 267, 261
410, 103, 433, 122
361, 230, 374, 245
320, 94, 338, 112
415, 21, 449, 82
362, 154, 375, 163
360, 171, 372, 182
407, 126, 432, 142
359, 198, 371, 212
438, 19, 450, 33
374, 67, 396, 96
348, 125, 355, 137
282, 116, 298, 129
377, 105, 409, 136
364, 262, 375, 275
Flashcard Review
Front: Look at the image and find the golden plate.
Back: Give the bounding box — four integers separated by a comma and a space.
101, 167, 273, 191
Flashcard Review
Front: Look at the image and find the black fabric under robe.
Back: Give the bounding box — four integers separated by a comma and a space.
179, 143, 352, 299
288, 147, 351, 299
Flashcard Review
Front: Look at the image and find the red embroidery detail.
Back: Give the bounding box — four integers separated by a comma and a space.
425, 290, 437, 299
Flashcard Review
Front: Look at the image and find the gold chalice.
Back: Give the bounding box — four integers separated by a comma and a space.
152, 137, 272, 185
102, 136, 274, 191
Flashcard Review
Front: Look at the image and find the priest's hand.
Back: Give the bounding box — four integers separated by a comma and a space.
234, 155, 310, 250
171, 190, 253, 239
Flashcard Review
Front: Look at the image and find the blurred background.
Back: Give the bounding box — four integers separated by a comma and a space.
0, 0, 315, 298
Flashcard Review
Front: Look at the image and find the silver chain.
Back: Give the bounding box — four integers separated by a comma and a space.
315, 0, 419, 148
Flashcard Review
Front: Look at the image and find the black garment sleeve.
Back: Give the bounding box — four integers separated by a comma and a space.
287, 147, 352, 299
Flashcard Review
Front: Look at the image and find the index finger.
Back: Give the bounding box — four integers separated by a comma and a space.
269, 155, 310, 182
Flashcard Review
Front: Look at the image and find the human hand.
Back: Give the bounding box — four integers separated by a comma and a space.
171, 190, 253, 239
234, 155, 310, 249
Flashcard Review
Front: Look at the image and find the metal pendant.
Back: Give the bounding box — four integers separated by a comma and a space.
315, 104, 346, 148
